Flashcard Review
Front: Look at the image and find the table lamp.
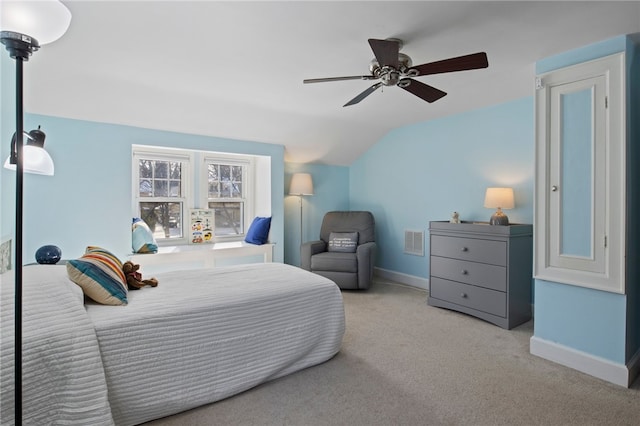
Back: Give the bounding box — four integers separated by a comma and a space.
484, 187, 514, 225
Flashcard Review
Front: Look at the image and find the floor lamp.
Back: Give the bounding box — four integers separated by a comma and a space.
289, 173, 314, 249
1, 1, 71, 423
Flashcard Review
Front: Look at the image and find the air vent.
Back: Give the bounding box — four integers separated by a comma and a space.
404, 230, 424, 256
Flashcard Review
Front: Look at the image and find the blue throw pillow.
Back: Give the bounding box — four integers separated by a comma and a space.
245, 217, 271, 245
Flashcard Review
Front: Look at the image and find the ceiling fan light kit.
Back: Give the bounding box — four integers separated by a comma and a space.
304, 38, 489, 107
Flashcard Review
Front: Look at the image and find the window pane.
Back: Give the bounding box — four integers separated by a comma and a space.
220, 165, 231, 182
221, 182, 232, 197
154, 161, 168, 178
169, 180, 181, 197
140, 202, 182, 239
170, 162, 181, 179
231, 182, 241, 197
154, 180, 168, 197
139, 160, 152, 178
232, 166, 242, 181
208, 164, 218, 181
139, 179, 152, 197
208, 182, 219, 197
209, 202, 244, 236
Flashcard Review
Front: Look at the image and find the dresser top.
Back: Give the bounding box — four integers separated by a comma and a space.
429, 221, 533, 237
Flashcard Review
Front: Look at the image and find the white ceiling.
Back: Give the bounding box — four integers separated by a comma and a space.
17, 1, 640, 165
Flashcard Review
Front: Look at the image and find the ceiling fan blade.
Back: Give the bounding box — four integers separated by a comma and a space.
303, 75, 375, 84
368, 38, 399, 68
344, 82, 383, 107
410, 52, 488, 76
399, 79, 447, 103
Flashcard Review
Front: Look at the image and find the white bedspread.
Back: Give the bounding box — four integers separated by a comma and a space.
85, 262, 345, 426
0, 265, 114, 425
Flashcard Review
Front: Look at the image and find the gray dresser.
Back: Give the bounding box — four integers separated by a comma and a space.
427, 221, 533, 329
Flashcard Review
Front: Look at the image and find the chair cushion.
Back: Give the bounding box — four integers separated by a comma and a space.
311, 251, 357, 273
328, 232, 358, 253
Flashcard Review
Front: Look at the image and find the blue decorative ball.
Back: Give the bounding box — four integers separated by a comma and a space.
35, 245, 62, 265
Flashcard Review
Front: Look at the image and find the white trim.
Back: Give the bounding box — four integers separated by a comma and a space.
530, 336, 631, 387
534, 52, 626, 294
374, 267, 429, 290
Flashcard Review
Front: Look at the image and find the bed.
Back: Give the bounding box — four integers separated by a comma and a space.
0, 262, 345, 425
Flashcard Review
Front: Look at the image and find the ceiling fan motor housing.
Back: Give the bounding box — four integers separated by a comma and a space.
370, 52, 414, 86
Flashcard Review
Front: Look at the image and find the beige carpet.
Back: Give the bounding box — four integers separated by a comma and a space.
146, 278, 640, 426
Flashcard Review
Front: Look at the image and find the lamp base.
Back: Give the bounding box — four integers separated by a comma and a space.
489, 210, 509, 226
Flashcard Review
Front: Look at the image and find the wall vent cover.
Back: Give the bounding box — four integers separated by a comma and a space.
404, 230, 424, 256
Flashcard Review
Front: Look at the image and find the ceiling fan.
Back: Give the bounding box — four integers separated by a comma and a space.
303, 38, 489, 107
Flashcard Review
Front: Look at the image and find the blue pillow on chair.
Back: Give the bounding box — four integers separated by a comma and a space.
245, 217, 271, 245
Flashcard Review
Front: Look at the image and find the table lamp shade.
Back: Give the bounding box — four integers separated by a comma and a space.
484, 187, 514, 226
484, 187, 515, 209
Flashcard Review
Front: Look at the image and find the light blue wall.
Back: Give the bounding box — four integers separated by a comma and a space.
349, 97, 534, 278
0, 113, 285, 264
533, 34, 639, 365
284, 162, 349, 266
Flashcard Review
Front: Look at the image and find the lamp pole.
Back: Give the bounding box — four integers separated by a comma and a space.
14, 52, 25, 425
1, 31, 33, 423
299, 195, 304, 248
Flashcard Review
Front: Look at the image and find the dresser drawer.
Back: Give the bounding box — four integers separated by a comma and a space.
430, 256, 507, 292
430, 277, 506, 317
431, 235, 506, 266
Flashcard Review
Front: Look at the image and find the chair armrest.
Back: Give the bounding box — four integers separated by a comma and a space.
300, 240, 326, 270
356, 242, 377, 289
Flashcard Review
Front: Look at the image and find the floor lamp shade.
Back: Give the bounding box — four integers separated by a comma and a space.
1, 0, 72, 46
289, 173, 314, 195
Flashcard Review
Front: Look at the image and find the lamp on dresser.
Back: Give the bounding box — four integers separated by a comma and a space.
1, 0, 71, 422
484, 187, 515, 225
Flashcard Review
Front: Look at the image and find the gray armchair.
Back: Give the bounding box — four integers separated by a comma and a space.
301, 211, 376, 290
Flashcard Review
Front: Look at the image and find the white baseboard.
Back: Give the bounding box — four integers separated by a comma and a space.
530, 336, 632, 387
374, 267, 429, 290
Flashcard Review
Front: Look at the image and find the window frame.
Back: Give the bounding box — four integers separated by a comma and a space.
132, 147, 193, 246
201, 154, 254, 241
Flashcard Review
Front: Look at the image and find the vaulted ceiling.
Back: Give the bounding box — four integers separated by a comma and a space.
17, 1, 640, 165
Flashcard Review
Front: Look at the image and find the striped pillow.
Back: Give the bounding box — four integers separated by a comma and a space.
67, 246, 128, 305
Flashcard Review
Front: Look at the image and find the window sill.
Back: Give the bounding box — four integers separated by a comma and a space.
129, 241, 274, 273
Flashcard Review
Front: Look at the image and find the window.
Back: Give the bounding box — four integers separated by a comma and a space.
132, 145, 268, 246
205, 157, 250, 238
133, 150, 191, 243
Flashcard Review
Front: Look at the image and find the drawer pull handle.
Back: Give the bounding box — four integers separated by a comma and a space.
461, 293, 468, 298
461, 247, 468, 252
461, 270, 468, 275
